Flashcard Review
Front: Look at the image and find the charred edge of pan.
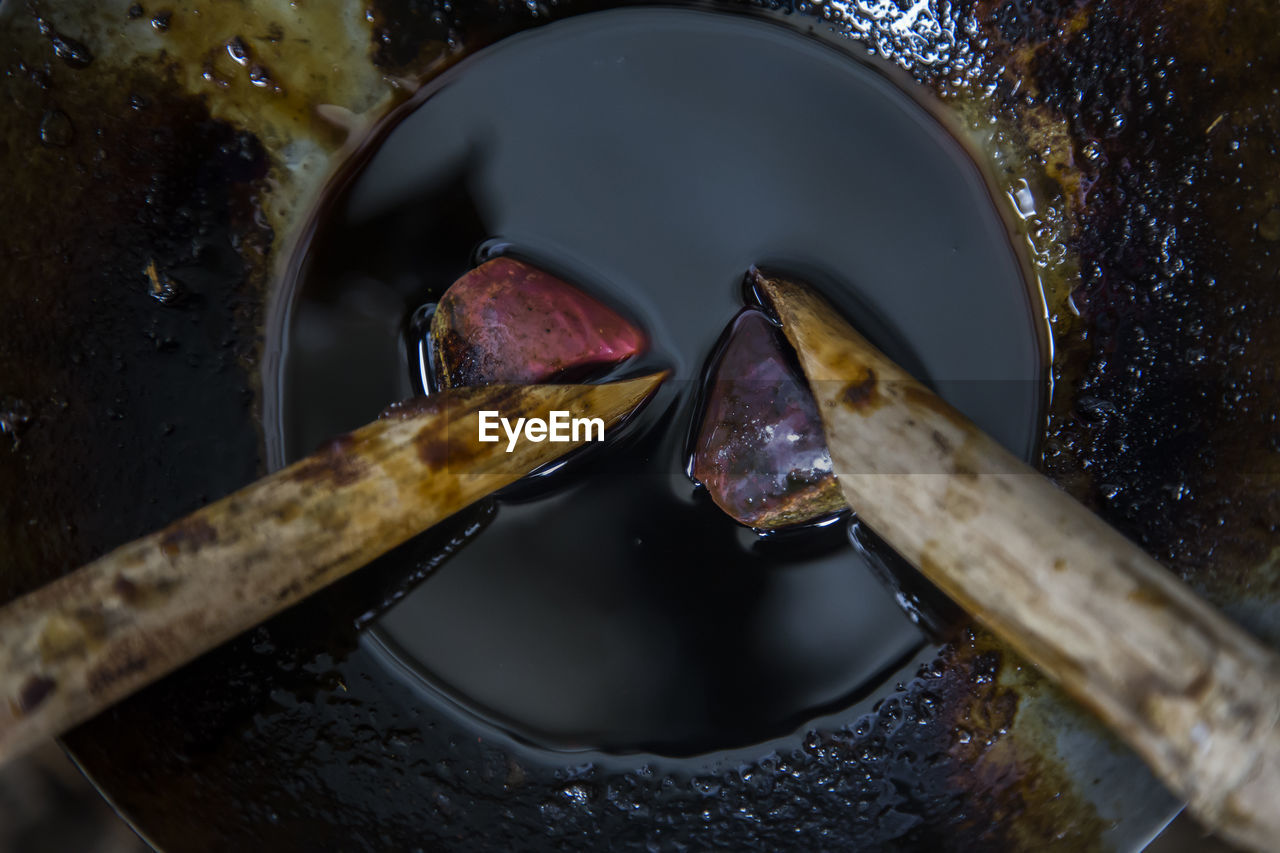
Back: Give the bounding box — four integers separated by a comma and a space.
158, 517, 219, 558
17, 674, 56, 714
841, 369, 879, 411
290, 433, 366, 488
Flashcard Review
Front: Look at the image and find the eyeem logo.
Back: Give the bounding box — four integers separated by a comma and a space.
478, 410, 606, 453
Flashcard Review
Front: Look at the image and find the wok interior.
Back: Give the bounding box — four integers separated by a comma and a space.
0, 1, 1276, 849
275, 10, 1043, 755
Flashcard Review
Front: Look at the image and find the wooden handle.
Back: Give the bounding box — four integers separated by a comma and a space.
758, 271, 1280, 852
0, 373, 666, 764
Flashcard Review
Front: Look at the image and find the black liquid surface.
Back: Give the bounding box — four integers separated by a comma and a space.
273, 9, 1044, 755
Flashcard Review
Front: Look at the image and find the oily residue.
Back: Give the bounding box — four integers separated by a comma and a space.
66, 586, 1106, 851
366, 0, 475, 74
34, 15, 95, 69
1014, 1, 1280, 612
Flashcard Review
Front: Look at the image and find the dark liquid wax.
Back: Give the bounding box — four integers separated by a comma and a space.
270, 9, 1045, 756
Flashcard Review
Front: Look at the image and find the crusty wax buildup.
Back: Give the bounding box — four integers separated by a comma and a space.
429, 257, 648, 388
691, 307, 849, 530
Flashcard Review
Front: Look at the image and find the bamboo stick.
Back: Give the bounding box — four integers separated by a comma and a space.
0, 373, 666, 765
757, 270, 1280, 853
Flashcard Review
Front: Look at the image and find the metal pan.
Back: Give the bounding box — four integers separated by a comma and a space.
1, 1, 1276, 849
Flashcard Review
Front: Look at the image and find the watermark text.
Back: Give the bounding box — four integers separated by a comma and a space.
478, 410, 606, 452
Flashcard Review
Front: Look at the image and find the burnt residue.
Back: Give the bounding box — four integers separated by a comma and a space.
367, 0, 466, 72
65, 611, 1102, 851
1023, 2, 1280, 609
501, 631, 1101, 852
0, 14, 270, 601
0, 0, 1270, 851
